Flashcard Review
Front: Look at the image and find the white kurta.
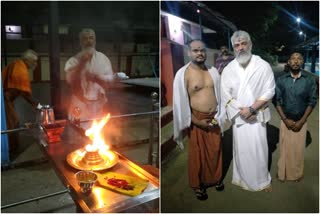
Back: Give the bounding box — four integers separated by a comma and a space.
65, 50, 114, 124
173, 62, 223, 149
220, 55, 275, 191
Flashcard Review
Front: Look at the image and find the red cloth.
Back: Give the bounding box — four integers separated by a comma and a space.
2, 59, 32, 94
188, 110, 222, 189
2, 59, 36, 153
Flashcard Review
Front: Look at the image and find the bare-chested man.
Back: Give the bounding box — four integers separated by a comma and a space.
173, 39, 223, 201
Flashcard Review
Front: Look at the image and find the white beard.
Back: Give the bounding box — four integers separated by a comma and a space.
82, 46, 95, 54
236, 51, 252, 65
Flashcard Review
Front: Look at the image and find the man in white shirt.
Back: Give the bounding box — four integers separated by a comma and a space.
65, 28, 128, 125
220, 30, 275, 192
173, 39, 224, 200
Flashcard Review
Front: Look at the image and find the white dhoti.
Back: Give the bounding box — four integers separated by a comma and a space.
220, 55, 275, 191
232, 123, 271, 191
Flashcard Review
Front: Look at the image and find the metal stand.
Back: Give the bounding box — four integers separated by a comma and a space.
1, 189, 69, 210
1, 106, 160, 210
148, 92, 159, 167
1, 123, 46, 169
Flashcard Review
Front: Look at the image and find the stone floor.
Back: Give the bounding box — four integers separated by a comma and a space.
161, 65, 319, 213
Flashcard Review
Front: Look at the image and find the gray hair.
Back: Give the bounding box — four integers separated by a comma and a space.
231, 30, 252, 47
21, 49, 38, 61
79, 28, 96, 40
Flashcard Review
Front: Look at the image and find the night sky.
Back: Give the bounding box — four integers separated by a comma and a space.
205, 1, 319, 54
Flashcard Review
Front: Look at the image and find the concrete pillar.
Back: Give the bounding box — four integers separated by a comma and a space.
48, 1, 62, 118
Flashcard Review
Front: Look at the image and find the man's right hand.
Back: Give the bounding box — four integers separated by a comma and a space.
76, 50, 93, 63
283, 118, 295, 130
80, 52, 92, 63
239, 107, 252, 120
292, 120, 304, 132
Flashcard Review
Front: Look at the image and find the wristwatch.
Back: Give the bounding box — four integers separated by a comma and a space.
249, 106, 256, 115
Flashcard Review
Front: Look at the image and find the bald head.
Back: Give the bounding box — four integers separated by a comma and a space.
188, 39, 206, 49
187, 39, 207, 65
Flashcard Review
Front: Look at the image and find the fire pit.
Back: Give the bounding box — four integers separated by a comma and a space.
66, 148, 118, 171
66, 114, 119, 171
82, 148, 103, 165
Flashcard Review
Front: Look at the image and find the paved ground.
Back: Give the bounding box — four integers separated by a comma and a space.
161, 65, 319, 213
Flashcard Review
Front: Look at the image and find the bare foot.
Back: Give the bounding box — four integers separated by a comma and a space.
276, 174, 285, 182
264, 185, 272, 192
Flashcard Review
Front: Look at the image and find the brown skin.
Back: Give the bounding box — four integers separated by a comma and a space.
276, 52, 314, 132
185, 41, 218, 130
220, 46, 230, 60
292, 106, 313, 132
276, 106, 296, 129
277, 102, 313, 132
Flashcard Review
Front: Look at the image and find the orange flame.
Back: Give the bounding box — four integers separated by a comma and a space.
85, 114, 110, 152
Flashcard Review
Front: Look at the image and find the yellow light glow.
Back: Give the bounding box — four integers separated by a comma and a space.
75, 149, 86, 157
92, 188, 105, 208
85, 114, 111, 152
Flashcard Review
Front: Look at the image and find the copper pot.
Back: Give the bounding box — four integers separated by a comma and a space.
38, 105, 55, 125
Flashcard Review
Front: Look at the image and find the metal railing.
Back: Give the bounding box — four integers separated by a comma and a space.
1, 189, 70, 210
1, 92, 159, 210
